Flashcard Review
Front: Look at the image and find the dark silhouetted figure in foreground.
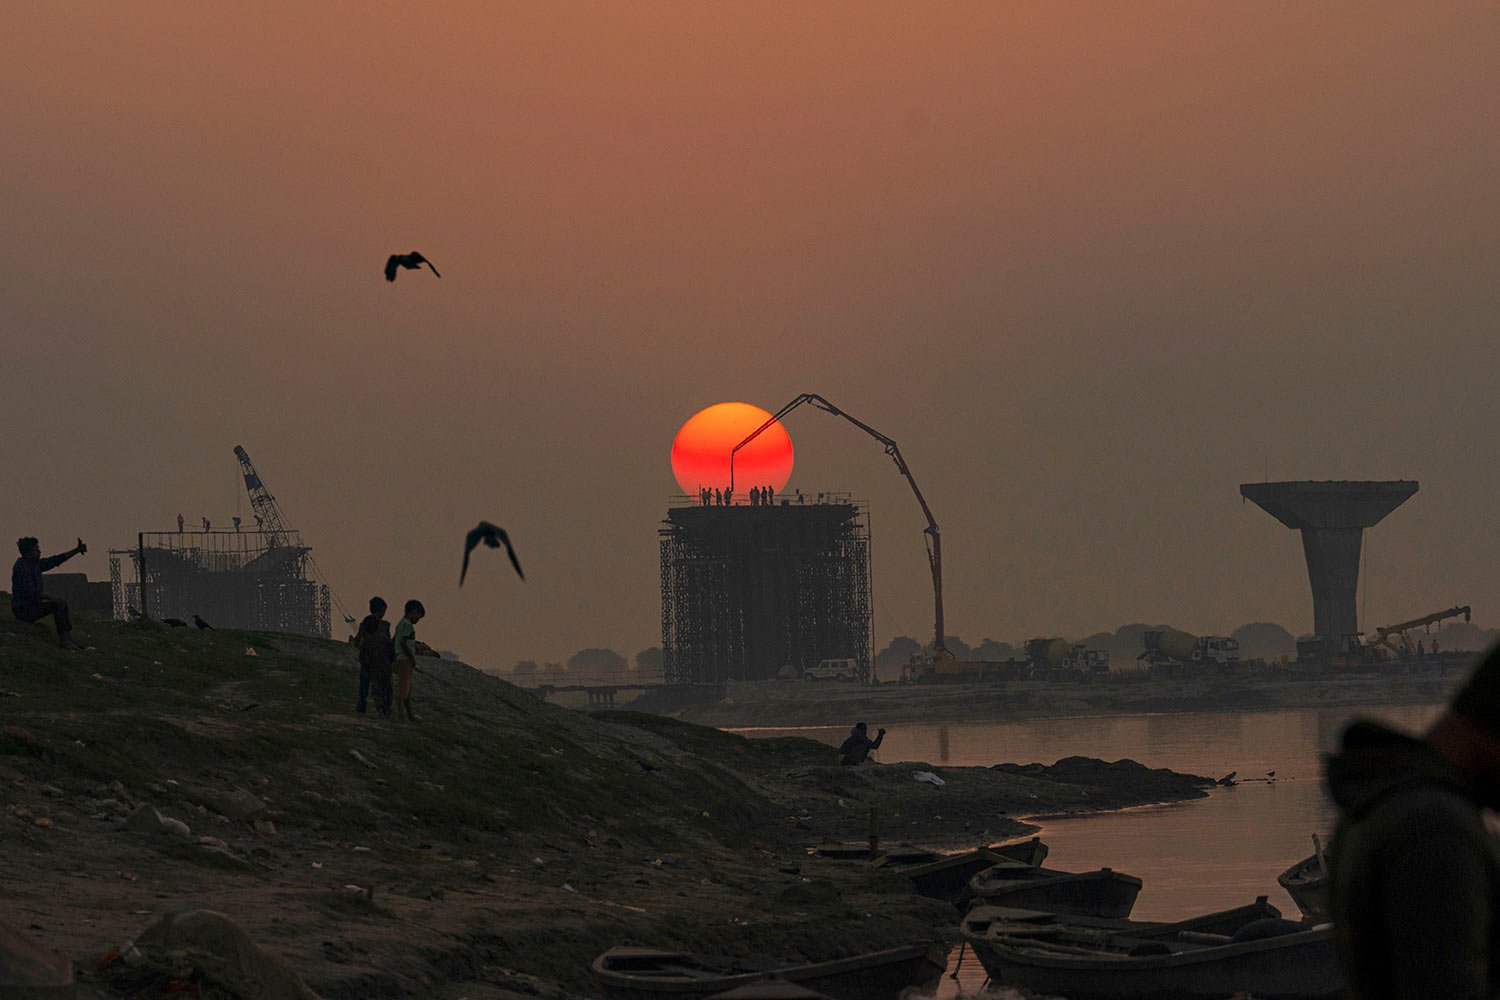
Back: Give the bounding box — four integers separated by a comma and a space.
384, 251, 441, 282
460, 521, 525, 585
392, 600, 425, 722
193, 614, 213, 630
11, 536, 86, 649
356, 596, 394, 717
1327, 646, 1500, 999
839, 722, 886, 766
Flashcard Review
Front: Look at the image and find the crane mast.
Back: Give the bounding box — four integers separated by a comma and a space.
234, 445, 291, 547
730, 393, 950, 659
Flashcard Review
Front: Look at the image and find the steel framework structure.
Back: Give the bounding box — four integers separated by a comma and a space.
109, 529, 330, 636
660, 496, 872, 684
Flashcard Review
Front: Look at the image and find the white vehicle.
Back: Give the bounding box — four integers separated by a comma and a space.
803, 658, 860, 682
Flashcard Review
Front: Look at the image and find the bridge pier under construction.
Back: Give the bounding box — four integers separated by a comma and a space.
1240, 480, 1418, 655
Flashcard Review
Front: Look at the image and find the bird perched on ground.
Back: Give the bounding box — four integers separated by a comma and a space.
163, 618, 188, 628
461, 521, 525, 585
384, 251, 441, 282
193, 614, 214, 630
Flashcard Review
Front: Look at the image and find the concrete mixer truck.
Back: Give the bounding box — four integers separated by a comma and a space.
1138, 628, 1239, 675
1023, 637, 1110, 681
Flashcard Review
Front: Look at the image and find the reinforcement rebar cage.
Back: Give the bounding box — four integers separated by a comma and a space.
659, 495, 872, 684
109, 529, 330, 637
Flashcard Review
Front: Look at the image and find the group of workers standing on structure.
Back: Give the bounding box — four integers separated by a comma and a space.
175, 512, 262, 533
698, 485, 798, 507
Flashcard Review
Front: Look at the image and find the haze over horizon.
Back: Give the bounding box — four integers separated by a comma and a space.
6, 5, 1498, 668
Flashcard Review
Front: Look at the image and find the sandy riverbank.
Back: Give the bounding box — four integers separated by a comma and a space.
1, 616, 1214, 998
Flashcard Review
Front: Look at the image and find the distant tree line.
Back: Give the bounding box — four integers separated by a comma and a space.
509, 617, 1500, 684
876, 620, 1499, 670
509, 646, 664, 683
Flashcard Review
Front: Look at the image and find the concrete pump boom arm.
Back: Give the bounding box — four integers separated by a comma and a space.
729, 393, 949, 658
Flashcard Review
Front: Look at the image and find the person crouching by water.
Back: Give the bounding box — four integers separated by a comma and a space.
839, 722, 886, 766
1326, 644, 1500, 999
392, 599, 425, 722
356, 596, 394, 718
11, 536, 87, 650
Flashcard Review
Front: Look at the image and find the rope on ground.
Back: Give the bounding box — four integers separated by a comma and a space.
950, 939, 966, 980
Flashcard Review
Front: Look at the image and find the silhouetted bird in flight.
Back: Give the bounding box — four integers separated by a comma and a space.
384, 251, 441, 282
163, 618, 188, 628
194, 614, 214, 630
461, 521, 525, 585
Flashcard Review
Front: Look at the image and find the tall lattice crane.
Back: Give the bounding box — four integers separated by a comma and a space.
233, 445, 355, 626
234, 445, 291, 547
730, 393, 951, 660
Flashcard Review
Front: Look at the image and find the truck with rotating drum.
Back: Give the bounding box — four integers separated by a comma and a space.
1137, 628, 1240, 676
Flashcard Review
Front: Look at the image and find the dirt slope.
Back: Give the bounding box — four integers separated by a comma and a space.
0, 614, 1210, 997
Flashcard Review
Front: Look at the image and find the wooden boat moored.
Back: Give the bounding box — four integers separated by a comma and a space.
1278, 839, 1332, 924
960, 896, 1284, 941
968, 864, 1143, 918
961, 900, 1341, 999
871, 838, 1048, 907
592, 943, 948, 1000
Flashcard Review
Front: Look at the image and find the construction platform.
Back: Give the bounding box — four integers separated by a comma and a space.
109, 529, 331, 637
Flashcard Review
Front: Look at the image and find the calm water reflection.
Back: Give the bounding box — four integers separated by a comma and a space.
735, 704, 1445, 997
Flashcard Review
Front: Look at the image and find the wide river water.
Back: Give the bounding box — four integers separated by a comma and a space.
733, 702, 1444, 998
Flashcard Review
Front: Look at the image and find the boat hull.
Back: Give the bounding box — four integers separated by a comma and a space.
966, 926, 1341, 1000
1277, 853, 1332, 923
969, 866, 1143, 918
879, 839, 1048, 906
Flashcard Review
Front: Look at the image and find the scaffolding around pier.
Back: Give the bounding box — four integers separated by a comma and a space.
109, 529, 330, 637
660, 495, 872, 684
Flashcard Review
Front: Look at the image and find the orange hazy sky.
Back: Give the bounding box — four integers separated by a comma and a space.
4, 5, 1498, 666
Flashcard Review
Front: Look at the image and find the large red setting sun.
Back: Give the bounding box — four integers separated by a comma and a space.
671, 402, 794, 498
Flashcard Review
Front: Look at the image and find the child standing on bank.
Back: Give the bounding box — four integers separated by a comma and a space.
392, 599, 425, 722
356, 596, 394, 718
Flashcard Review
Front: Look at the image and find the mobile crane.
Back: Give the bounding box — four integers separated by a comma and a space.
730, 394, 951, 659
1365, 605, 1470, 660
